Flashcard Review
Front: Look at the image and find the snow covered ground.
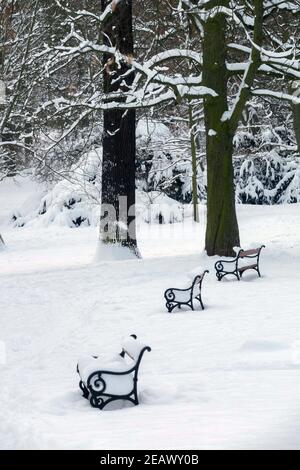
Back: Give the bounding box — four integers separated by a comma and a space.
1, 177, 300, 449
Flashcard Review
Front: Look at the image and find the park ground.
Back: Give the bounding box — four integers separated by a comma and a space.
0, 177, 300, 449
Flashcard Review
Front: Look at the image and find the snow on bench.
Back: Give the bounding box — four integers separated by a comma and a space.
164, 270, 209, 313
215, 245, 265, 281
77, 335, 151, 410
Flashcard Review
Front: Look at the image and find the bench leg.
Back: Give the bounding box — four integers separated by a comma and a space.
239, 266, 260, 279
90, 394, 138, 410
217, 271, 240, 281
133, 379, 139, 406
257, 266, 261, 277
166, 302, 177, 313
79, 380, 89, 399
90, 395, 106, 409
195, 295, 204, 310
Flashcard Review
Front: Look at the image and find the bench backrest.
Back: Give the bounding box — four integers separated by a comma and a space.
193, 270, 209, 284
239, 245, 265, 259
121, 335, 151, 367
191, 270, 209, 296
239, 248, 259, 258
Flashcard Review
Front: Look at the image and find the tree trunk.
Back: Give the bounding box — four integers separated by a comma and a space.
202, 7, 240, 257
292, 102, 300, 154
188, 105, 199, 223
100, 0, 139, 256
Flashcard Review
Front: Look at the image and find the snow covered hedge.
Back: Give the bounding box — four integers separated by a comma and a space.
136, 118, 300, 206
11, 150, 102, 228
236, 151, 300, 204
8, 117, 300, 229
10, 144, 184, 228
11, 184, 184, 228
233, 115, 300, 205
137, 191, 183, 224
136, 118, 206, 204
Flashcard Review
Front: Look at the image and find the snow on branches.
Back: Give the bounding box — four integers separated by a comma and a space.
32, 1, 300, 125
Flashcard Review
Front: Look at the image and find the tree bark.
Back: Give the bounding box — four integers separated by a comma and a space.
292, 102, 300, 153
100, 0, 139, 255
188, 104, 199, 223
202, 6, 240, 257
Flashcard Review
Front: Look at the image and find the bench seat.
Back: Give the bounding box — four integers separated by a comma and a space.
238, 263, 257, 274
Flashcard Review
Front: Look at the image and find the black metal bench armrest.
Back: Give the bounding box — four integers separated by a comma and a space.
87, 370, 108, 394
164, 287, 193, 306
78, 336, 151, 410
86, 346, 151, 390
86, 368, 135, 395
214, 256, 239, 270
165, 286, 192, 296
215, 252, 242, 281
257, 244, 265, 256
164, 270, 209, 299
164, 271, 209, 312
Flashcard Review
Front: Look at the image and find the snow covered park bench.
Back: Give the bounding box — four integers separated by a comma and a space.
164, 270, 209, 313
77, 335, 151, 410
215, 245, 265, 281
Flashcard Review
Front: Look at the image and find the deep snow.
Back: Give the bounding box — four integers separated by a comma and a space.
1, 177, 300, 449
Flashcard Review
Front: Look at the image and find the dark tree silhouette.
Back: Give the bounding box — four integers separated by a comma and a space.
100, 0, 139, 256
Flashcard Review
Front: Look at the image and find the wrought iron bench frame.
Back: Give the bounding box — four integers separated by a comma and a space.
215, 245, 265, 281
77, 335, 151, 410
164, 270, 209, 313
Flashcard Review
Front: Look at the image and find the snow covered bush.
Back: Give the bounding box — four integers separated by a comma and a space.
136, 118, 206, 204
8, 112, 300, 232
233, 99, 300, 205
236, 153, 300, 205
10, 145, 184, 228
277, 163, 300, 204
11, 149, 102, 228
137, 190, 184, 224
135, 112, 300, 208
